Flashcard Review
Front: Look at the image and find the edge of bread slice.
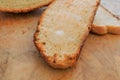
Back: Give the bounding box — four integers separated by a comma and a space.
0, 0, 53, 13
101, 0, 120, 20
34, 0, 100, 69
91, 5, 120, 35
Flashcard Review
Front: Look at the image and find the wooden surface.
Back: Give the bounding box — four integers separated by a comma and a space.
0, 1, 120, 80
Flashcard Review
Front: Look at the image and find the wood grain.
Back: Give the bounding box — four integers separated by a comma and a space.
0, 0, 120, 80
81, 34, 120, 80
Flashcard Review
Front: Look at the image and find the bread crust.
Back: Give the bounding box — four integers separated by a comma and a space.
91, 6, 120, 35
92, 24, 120, 35
34, 0, 100, 69
107, 26, 120, 34
91, 25, 107, 35
0, 0, 53, 13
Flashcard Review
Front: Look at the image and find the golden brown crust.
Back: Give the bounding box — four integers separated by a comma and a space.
91, 24, 120, 35
107, 26, 120, 34
0, 0, 53, 13
91, 24, 107, 35
34, 0, 100, 69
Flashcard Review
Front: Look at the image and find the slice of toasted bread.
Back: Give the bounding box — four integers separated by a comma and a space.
34, 0, 100, 69
101, 0, 120, 20
92, 6, 120, 35
0, 0, 53, 13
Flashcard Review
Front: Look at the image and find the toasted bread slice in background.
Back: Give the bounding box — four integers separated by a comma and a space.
0, 0, 53, 13
92, 6, 120, 35
101, 0, 120, 20
34, 0, 100, 69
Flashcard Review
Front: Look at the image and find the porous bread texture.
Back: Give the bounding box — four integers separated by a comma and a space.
34, 0, 100, 69
0, 0, 53, 13
92, 6, 120, 35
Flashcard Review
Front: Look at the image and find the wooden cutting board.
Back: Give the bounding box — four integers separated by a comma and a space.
0, 1, 120, 80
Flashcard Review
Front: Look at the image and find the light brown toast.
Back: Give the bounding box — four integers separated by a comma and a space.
0, 0, 53, 13
92, 6, 120, 35
34, 0, 100, 69
101, 0, 120, 20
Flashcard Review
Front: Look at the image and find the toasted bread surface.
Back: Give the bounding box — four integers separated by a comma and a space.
34, 0, 100, 69
92, 6, 120, 35
0, 0, 53, 13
